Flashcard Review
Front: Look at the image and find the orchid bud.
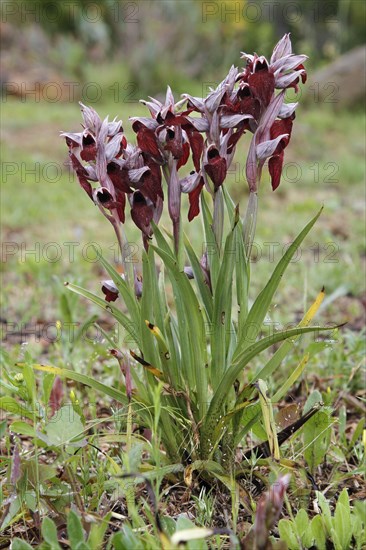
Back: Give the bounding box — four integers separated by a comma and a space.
270, 33, 292, 64
79, 102, 101, 134
167, 160, 181, 224
101, 279, 119, 302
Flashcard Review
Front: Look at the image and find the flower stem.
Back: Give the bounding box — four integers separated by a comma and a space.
243, 191, 258, 258
111, 215, 132, 285
212, 187, 224, 254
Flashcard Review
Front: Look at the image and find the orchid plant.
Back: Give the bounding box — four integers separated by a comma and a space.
58, 34, 332, 480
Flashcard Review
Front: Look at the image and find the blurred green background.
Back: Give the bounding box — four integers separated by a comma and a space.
1, 0, 365, 351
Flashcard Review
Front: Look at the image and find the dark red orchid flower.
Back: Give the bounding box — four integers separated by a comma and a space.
204, 147, 227, 190
188, 176, 205, 222
268, 115, 294, 190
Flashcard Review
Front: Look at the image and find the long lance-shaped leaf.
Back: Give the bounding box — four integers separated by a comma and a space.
184, 234, 213, 321
94, 248, 141, 331
235, 222, 250, 341
253, 287, 325, 383
158, 272, 181, 384
201, 191, 220, 290
222, 186, 236, 222
151, 225, 186, 387
257, 379, 280, 460
211, 210, 238, 387
64, 282, 141, 348
212, 187, 224, 252
152, 246, 193, 392
140, 249, 161, 370
200, 323, 335, 458
151, 221, 175, 259
231, 288, 326, 439
144, 321, 174, 385
152, 245, 208, 418
153, 245, 208, 393
23, 363, 127, 404
233, 207, 323, 358
222, 188, 250, 348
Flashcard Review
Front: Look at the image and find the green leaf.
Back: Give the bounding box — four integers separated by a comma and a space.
60, 291, 73, 325
316, 492, 332, 534
0, 495, 21, 531
87, 513, 111, 549
295, 508, 310, 538
201, 191, 220, 289
42, 373, 56, 406
151, 244, 207, 417
212, 187, 224, 252
351, 514, 364, 549
233, 402, 262, 445
278, 519, 298, 549
302, 522, 315, 548
330, 526, 343, 550
235, 221, 249, 341
10, 540, 33, 550
0, 420, 6, 439
303, 409, 332, 471
151, 221, 175, 259
111, 525, 142, 550
140, 248, 162, 369
43, 406, 86, 448
22, 363, 36, 405
67, 510, 86, 547
0, 396, 35, 420
333, 491, 352, 549
211, 217, 237, 386
9, 421, 35, 437
235, 207, 323, 354
222, 185, 236, 221
184, 234, 213, 320
42, 516, 62, 549
311, 515, 326, 550
338, 488, 351, 516
257, 379, 280, 459
255, 288, 326, 383
350, 416, 365, 448
88, 512, 112, 550
303, 389, 323, 414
